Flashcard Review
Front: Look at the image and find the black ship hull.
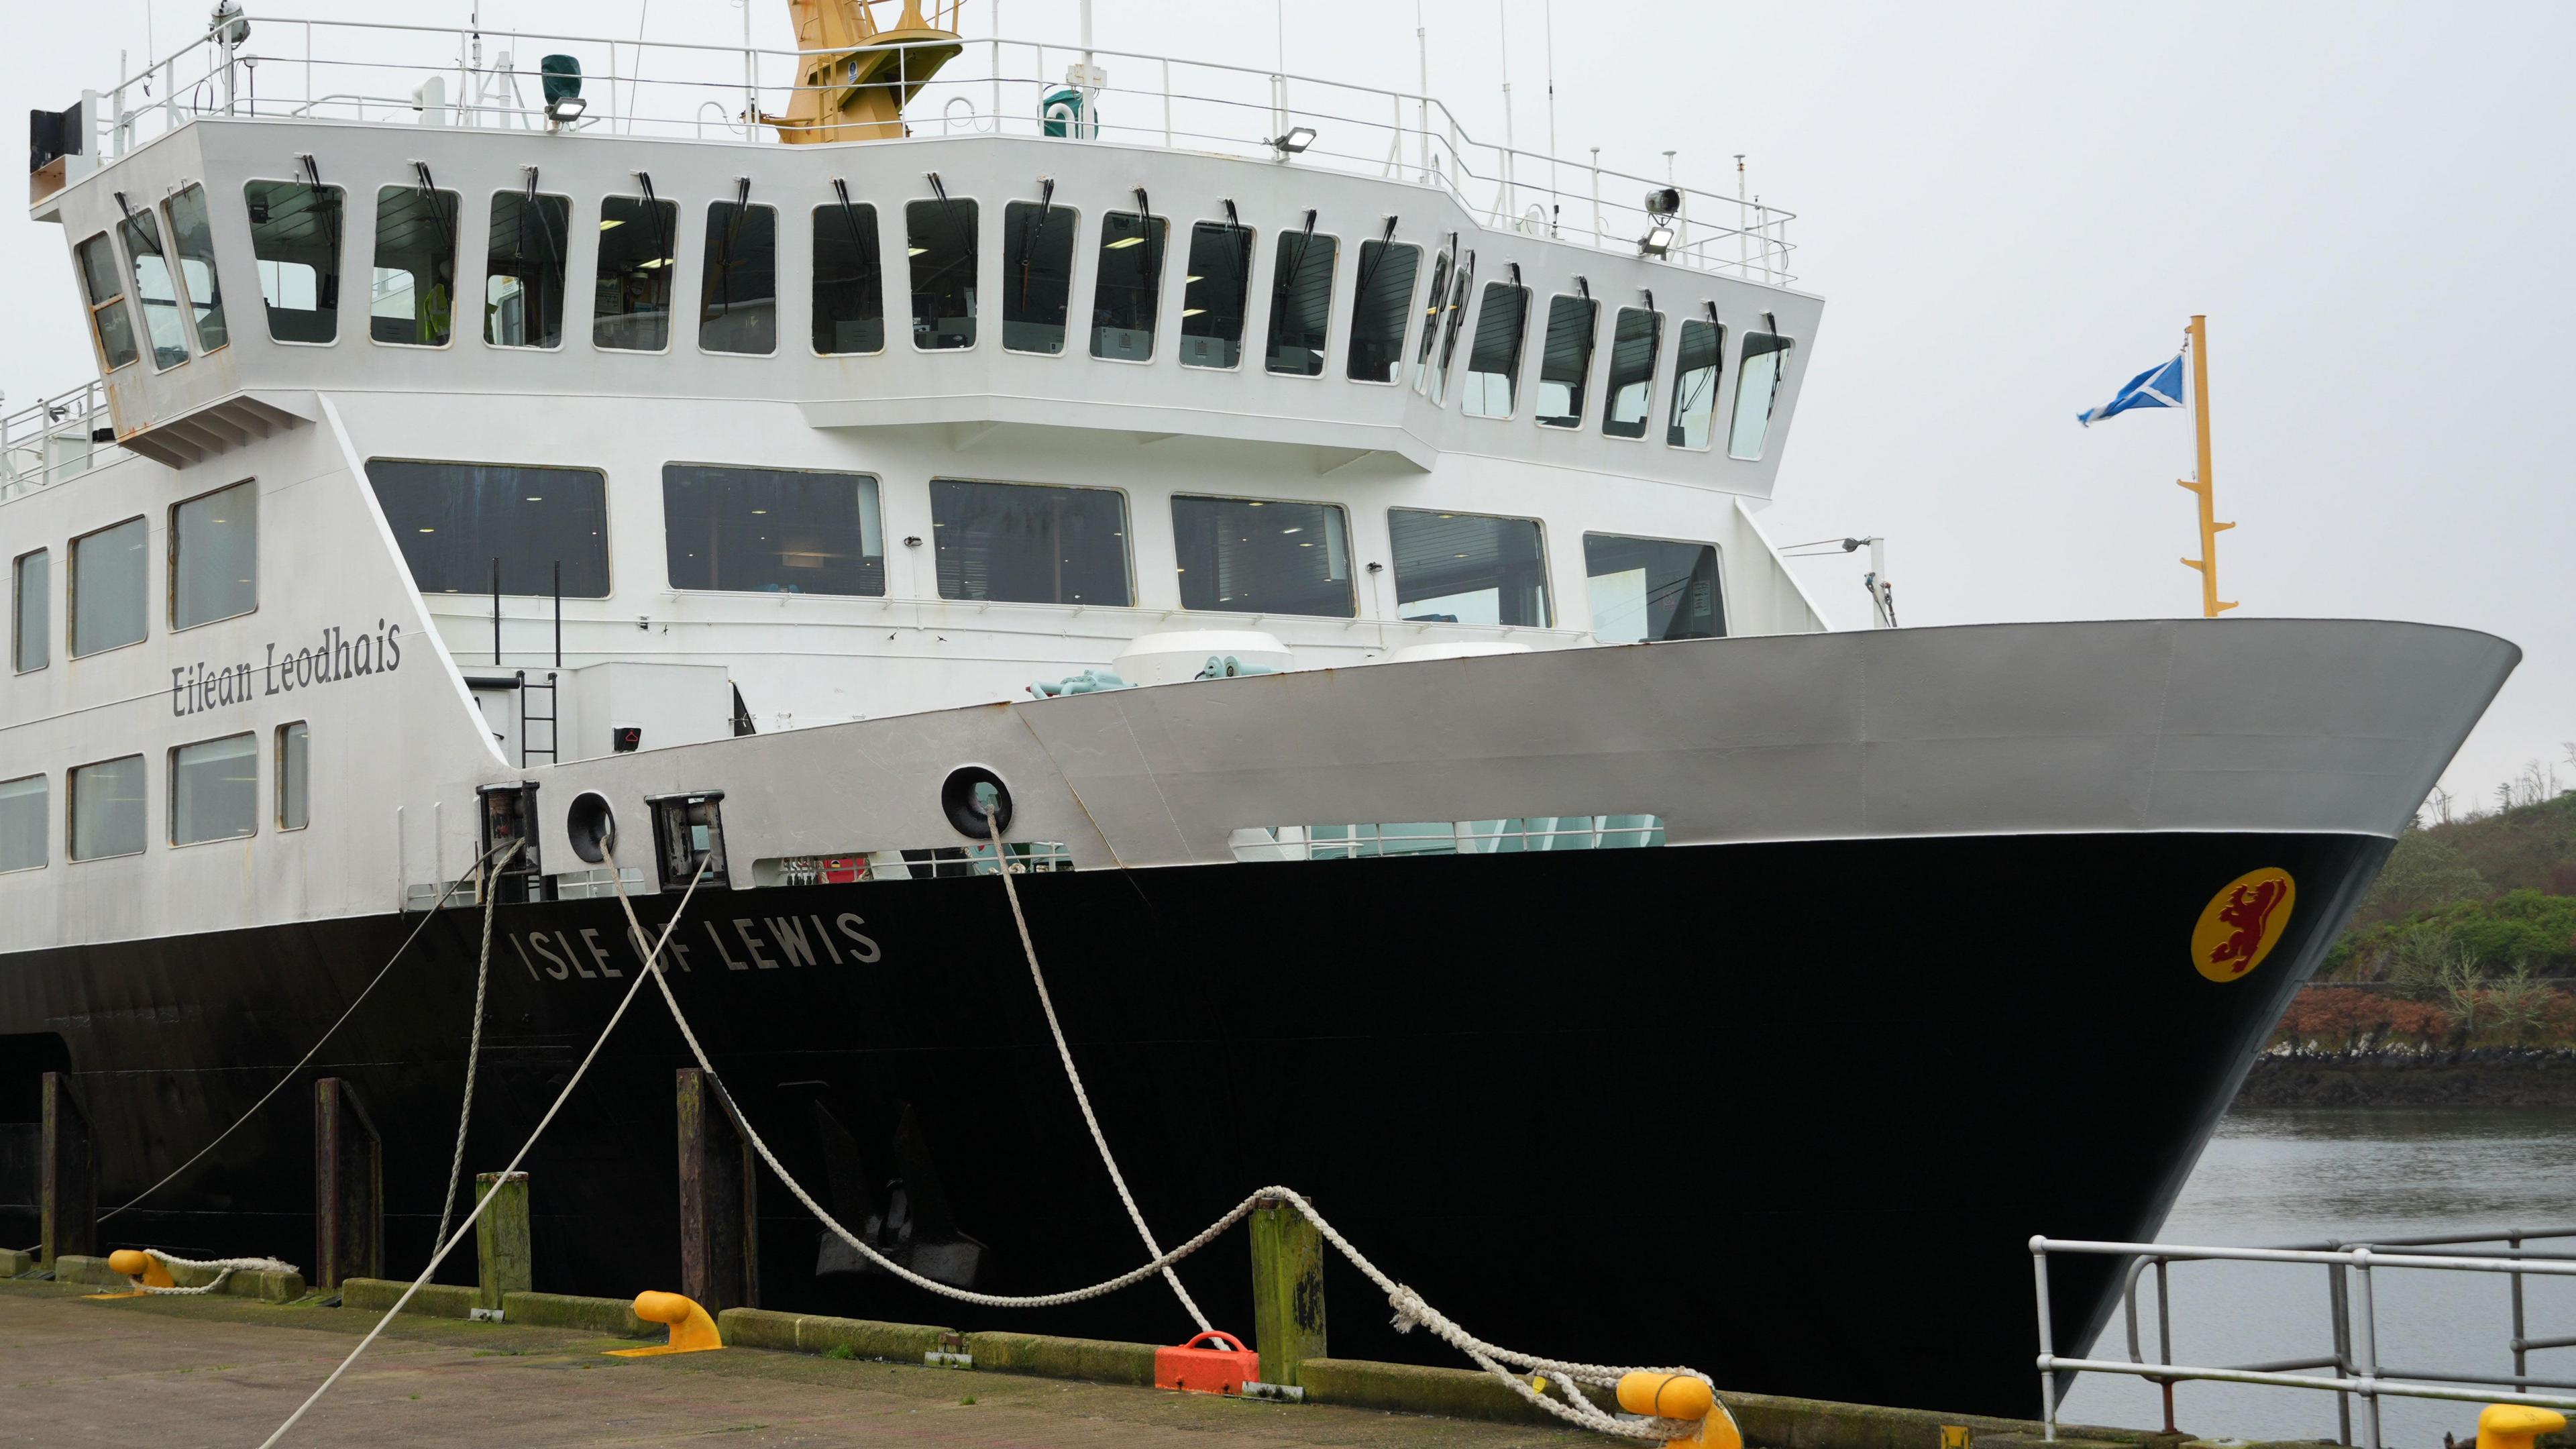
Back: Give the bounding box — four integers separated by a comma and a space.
0, 828, 2381, 1417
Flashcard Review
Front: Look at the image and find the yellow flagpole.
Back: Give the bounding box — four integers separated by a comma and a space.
2176, 314, 2237, 617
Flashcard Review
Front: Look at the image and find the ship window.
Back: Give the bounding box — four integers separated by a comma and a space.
930, 479, 1131, 606
244, 180, 344, 343
1602, 307, 1662, 439
1179, 221, 1253, 368
69, 755, 146, 861
1585, 534, 1723, 643
1264, 227, 1338, 376
117, 209, 191, 369
1410, 250, 1451, 394
69, 517, 148, 657
1003, 199, 1077, 354
812, 199, 884, 354
164, 186, 228, 352
363, 460, 610, 597
906, 196, 979, 350
663, 464, 884, 596
11, 550, 44, 674
1428, 253, 1474, 407
1535, 295, 1597, 428
1462, 282, 1529, 419
486, 189, 571, 349
1388, 507, 1550, 627
1344, 240, 1418, 383
1172, 495, 1353, 617
74, 233, 140, 371
170, 733, 257, 847
594, 195, 678, 351
1090, 211, 1166, 361
1729, 332, 1794, 460
171, 480, 257, 630
700, 200, 777, 356
372, 183, 460, 347
0, 775, 43, 873
1667, 319, 1723, 449
277, 722, 309, 831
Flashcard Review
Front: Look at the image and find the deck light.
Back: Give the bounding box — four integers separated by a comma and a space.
1638, 224, 1675, 257
1269, 126, 1318, 156
546, 93, 588, 125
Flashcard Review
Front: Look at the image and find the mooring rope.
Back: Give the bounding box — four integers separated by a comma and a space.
597, 841, 1707, 1442
61, 839, 514, 1246
432, 839, 521, 1255
129, 1248, 301, 1296
253, 857, 714, 1449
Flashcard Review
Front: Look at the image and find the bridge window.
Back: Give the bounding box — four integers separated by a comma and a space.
372, 182, 460, 346
1411, 250, 1451, 394
170, 733, 258, 847
700, 200, 778, 356
171, 480, 257, 630
931, 479, 1130, 606
1667, 319, 1723, 449
907, 197, 979, 350
117, 209, 191, 369
1462, 282, 1529, 419
276, 722, 309, 831
1729, 332, 1794, 460
11, 550, 44, 674
1585, 534, 1723, 643
1090, 211, 1167, 361
1179, 221, 1254, 368
1265, 227, 1338, 376
1535, 295, 1597, 428
244, 180, 344, 343
1173, 495, 1352, 617
1388, 507, 1549, 627
812, 198, 885, 354
364, 460, 610, 596
663, 464, 883, 596
1004, 200, 1077, 354
1428, 254, 1474, 407
486, 188, 571, 349
70, 517, 148, 657
70, 755, 146, 861
1344, 239, 1418, 383
164, 185, 228, 352
594, 195, 678, 351
74, 233, 140, 371
0, 775, 43, 872
1601, 307, 1662, 439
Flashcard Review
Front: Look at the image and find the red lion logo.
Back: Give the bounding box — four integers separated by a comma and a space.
2206, 879, 2287, 974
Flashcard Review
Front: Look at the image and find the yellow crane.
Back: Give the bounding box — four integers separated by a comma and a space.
764, 0, 969, 143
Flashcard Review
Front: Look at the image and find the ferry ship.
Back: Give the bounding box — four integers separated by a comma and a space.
0, 1, 2517, 1417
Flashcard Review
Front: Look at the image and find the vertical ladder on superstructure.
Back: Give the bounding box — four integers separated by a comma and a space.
518, 670, 559, 767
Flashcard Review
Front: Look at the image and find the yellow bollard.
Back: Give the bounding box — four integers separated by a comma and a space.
604, 1290, 724, 1357
2477, 1404, 2567, 1449
1616, 1371, 1741, 1449
84, 1248, 176, 1300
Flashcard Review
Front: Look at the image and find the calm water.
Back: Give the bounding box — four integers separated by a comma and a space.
2059, 1108, 2576, 1446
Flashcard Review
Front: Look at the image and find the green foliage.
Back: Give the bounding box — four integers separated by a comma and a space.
822, 1342, 857, 1361
2330, 890, 2576, 983
2355, 828, 2487, 925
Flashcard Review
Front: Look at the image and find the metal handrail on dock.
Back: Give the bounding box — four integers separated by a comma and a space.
2033, 1231, 2576, 1449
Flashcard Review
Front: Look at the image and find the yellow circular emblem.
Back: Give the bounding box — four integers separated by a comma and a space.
2191, 868, 2296, 982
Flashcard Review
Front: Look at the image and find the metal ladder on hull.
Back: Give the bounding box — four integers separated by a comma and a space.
517, 669, 559, 767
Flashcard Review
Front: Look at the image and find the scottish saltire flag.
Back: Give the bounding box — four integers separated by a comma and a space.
2076, 354, 2186, 427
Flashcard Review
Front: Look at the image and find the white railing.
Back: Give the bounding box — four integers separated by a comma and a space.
0, 380, 123, 500
82, 10, 1794, 283
2033, 1232, 2576, 1449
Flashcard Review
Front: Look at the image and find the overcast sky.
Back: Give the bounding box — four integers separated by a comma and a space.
7, 1, 2567, 810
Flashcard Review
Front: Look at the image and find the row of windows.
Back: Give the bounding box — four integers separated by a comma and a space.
12, 481, 254, 665
11, 478, 254, 674
76, 180, 1794, 458
366, 460, 1725, 637
0, 722, 307, 872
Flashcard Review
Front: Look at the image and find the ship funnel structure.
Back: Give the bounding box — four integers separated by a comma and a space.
766, 0, 969, 143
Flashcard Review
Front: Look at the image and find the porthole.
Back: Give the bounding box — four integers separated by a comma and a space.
942, 766, 1013, 840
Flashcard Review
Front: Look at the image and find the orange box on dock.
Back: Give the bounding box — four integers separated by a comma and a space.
1155, 1330, 1259, 1395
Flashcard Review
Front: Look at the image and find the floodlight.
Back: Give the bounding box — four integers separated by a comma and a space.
1270, 126, 1318, 156
546, 94, 588, 125
1638, 225, 1675, 257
